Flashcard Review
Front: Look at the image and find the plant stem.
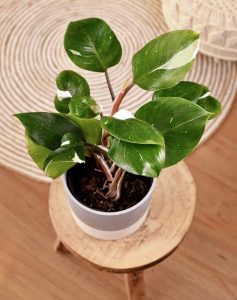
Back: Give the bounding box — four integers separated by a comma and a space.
93, 153, 113, 181
85, 143, 110, 159
106, 168, 126, 200
110, 162, 117, 174
101, 79, 134, 146
105, 69, 115, 101
111, 80, 134, 115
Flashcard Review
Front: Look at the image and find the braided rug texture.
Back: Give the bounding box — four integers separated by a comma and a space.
0, 0, 236, 182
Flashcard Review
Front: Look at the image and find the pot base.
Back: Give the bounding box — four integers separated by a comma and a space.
70, 208, 149, 240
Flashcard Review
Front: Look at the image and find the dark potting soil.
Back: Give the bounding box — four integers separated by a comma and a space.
66, 158, 152, 212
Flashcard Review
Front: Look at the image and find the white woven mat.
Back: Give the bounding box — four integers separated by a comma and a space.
0, 0, 236, 182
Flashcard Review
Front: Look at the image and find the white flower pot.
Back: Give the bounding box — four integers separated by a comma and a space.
62, 174, 156, 240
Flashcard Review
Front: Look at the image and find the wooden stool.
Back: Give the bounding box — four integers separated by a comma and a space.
49, 162, 196, 300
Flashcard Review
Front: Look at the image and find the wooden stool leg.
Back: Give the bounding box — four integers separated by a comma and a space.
54, 236, 69, 253
124, 271, 145, 300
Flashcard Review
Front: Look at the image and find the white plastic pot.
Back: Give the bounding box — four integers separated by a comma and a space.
62, 174, 156, 240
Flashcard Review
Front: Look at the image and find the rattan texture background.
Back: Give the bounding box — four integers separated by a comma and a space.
0, 0, 236, 182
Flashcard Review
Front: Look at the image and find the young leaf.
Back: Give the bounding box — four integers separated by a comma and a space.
152, 81, 222, 119
108, 138, 165, 177
54, 96, 71, 114
25, 132, 52, 170
43, 144, 85, 179
14, 112, 84, 150
100, 117, 164, 145
69, 95, 101, 119
68, 116, 102, 144
132, 30, 200, 90
135, 97, 210, 167
55, 70, 90, 113
64, 18, 122, 72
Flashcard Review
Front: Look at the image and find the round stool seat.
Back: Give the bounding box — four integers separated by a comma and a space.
49, 162, 196, 273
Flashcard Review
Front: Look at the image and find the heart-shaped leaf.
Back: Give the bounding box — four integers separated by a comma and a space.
101, 117, 164, 145
25, 132, 52, 170
152, 81, 222, 119
64, 18, 122, 72
15, 112, 84, 150
135, 97, 210, 167
68, 116, 102, 144
108, 138, 165, 177
55, 70, 90, 113
43, 143, 85, 179
69, 95, 101, 119
132, 30, 200, 90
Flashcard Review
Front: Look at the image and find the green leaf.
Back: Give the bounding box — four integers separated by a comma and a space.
54, 96, 71, 114
14, 112, 84, 150
101, 117, 164, 145
135, 97, 210, 167
68, 115, 102, 144
61, 132, 83, 148
132, 30, 200, 90
25, 132, 52, 170
56, 70, 90, 97
196, 96, 222, 119
108, 138, 165, 177
54, 70, 90, 113
64, 18, 122, 72
69, 95, 101, 119
43, 144, 85, 179
152, 81, 222, 119
153, 81, 208, 101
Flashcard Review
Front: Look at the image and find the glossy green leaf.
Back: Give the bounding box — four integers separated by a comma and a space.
101, 117, 164, 145
135, 97, 210, 167
14, 112, 84, 150
61, 132, 83, 148
25, 132, 52, 170
196, 96, 222, 119
108, 138, 165, 177
54, 96, 71, 114
69, 95, 101, 119
132, 30, 200, 90
43, 144, 85, 179
153, 81, 209, 101
54, 70, 90, 113
64, 18, 122, 72
152, 81, 222, 119
68, 115, 102, 144
56, 70, 90, 97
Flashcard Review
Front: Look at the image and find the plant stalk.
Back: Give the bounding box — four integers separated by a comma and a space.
106, 168, 126, 200
111, 80, 134, 115
102, 79, 134, 146
93, 153, 113, 181
105, 69, 115, 101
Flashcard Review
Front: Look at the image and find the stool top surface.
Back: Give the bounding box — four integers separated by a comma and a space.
49, 162, 196, 273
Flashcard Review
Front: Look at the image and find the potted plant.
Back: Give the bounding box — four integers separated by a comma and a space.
15, 18, 221, 240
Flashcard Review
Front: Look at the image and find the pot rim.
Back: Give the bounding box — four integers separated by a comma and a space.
62, 172, 157, 216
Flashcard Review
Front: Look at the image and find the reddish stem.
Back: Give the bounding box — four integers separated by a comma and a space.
111, 81, 134, 115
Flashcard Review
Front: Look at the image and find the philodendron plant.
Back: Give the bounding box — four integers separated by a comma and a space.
15, 18, 221, 201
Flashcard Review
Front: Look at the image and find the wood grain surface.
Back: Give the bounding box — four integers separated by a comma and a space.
0, 98, 236, 299
49, 162, 196, 273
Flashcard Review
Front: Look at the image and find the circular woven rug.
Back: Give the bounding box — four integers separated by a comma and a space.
0, 0, 236, 182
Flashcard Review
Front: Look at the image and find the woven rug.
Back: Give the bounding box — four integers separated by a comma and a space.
0, 0, 236, 182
